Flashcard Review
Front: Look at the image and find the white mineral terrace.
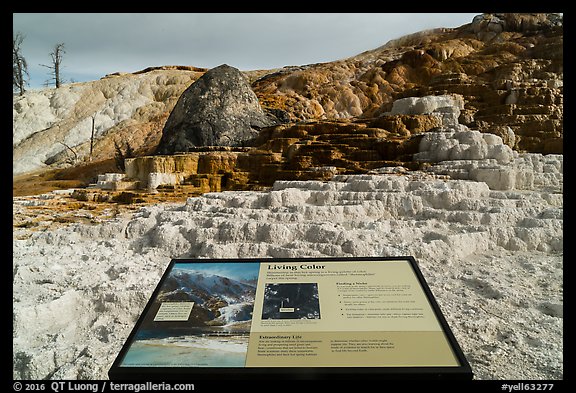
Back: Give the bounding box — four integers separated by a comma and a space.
13, 152, 562, 379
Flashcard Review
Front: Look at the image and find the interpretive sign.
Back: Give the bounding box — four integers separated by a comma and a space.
108, 257, 473, 380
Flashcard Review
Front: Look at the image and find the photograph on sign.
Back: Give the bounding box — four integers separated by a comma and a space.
262, 283, 321, 320
119, 262, 260, 368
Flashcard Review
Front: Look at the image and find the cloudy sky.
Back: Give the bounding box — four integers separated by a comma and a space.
13, 13, 479, 90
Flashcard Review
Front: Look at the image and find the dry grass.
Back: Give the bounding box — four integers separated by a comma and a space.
12, 157, 204, 232
13, 159, 118, 197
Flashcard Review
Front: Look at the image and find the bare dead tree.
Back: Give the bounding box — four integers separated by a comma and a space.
40, 43, 65, 88
59, 141, 78, 164
13, 32, 29, 96
113, 140, 135, 172
113, 140, 124, 171
89, 114, 96, 162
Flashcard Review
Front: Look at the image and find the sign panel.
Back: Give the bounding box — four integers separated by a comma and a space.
109, 257, 472, 379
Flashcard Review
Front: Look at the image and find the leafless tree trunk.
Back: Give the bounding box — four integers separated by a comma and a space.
113, 140, 135, 172
89, 115, 96, 162
13, 32, 29, 96
40, 43, 65, 88
59, 141, 78, 164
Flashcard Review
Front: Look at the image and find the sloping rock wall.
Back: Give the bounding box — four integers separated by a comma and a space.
13, 13, 562, 184
252, 13, 562, 154
13, 68, 205, 175
119, 93, 561, 193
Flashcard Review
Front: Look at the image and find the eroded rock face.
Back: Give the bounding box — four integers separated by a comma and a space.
253, 13, 563, 154
155, 64, 277, 154
389, 94, 464, 128
12, 13, 563, 182
471, 13, 563, 41
12, 68, 204, 175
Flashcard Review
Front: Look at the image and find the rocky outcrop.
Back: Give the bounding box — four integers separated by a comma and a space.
253, 13, 563, 154
470, 13, 563, 41
109, 93, 556, 195
240, 94, 467, 186
13, 13, 562, 186
13, 68, 205, 175
391, 14, 563, 154
124, 150, 243, 193
388, 94, 465, 128
155, 64, 277, 154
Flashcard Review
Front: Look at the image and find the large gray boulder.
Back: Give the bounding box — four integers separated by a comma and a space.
156, 64, 276, 154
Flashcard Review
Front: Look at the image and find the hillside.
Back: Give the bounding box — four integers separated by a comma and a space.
13, 66, 206, 176
13, 13, 562, 188
252, 13, 562, 153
